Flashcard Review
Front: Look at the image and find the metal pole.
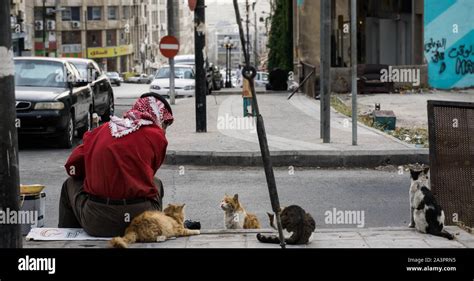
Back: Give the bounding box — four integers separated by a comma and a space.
351, 0, 358, 146
254, 9, 258, 69
411, 0, 416, 64
167, 0, 176, 105
84, 9, 89, 59
246, 0, 251, 63
0, 0, 22, 248
195, 0, 207, 132
229, 44, 233, 88
320, 0, 331, 143
43, 0, 47, 57
233, 0, 286, 249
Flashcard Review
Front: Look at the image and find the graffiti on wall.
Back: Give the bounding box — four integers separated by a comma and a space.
425, 38, 473, 76
424, 0, 474, 89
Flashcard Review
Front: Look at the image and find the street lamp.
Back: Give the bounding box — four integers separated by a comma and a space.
223, 36, 235, 88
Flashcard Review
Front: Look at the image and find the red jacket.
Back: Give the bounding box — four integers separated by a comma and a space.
65, 123, 168, 199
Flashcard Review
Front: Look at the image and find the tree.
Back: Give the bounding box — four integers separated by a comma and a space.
267, 0, 293, 72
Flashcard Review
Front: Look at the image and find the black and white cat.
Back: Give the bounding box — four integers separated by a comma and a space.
409, 166, 453, 240
257, 205, 316, 245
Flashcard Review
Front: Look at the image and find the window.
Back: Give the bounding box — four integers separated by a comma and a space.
106, 30, 117, 47
87, 31, 102, 47
123, 6, 131, 20
62, 7, 80, 21
62, 31, 81, 44
108, 6, 118, 20
87, 7, 102, 21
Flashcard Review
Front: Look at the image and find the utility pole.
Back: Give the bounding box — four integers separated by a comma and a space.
84, 9, 89, 59
246, 0, 251, 62
351, 0, 358, 146
167, 0, 176, 105
320, 0, 331, 143
43, 0, 47, 57
254, 7, 258, 69
0, 0, 22, 248
194, 0, 207, 132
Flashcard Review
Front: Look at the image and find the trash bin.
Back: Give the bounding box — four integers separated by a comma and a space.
19, 185, 46, 236
267, 68, 289, 91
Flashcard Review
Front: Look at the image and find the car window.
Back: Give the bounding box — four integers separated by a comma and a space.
14, 60, 67, 88
69, 61, 89, 81
155, 67, 194, 79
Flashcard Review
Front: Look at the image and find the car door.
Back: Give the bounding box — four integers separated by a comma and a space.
66, 62, 92, 127
90, 61, 110, 115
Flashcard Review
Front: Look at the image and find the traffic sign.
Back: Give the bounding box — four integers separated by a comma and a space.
159, 36, 180, 58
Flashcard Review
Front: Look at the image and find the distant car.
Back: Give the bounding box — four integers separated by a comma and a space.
106, 72, 121, 86
175, 54, 216, 94
64, 58, 115, 122
149, 65, 195, 98
126, 74, 152, 84
14, 57, 93, 148
255, 72, 269, 88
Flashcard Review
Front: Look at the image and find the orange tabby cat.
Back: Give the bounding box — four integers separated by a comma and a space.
220, 194, 260, 229
110, 204, 200, 248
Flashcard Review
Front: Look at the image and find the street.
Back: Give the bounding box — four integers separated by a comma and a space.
18, 83, 411, 230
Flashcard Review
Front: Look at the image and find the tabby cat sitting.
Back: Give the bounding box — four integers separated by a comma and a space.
257, 205, 315, 245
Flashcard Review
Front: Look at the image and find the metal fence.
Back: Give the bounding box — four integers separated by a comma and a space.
428, 100, 474, 228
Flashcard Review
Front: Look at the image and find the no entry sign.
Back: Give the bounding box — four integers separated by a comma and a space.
159, 36, 180, 58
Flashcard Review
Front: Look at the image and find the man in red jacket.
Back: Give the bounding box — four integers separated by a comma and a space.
59, 93, 174, 237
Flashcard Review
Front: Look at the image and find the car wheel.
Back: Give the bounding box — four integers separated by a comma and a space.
59, 114, 75, 149
77, 108, 92, 138
102, 93, 115, 122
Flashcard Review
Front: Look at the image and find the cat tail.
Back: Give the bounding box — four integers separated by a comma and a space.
256, 233, 280, 244
110, 231, 138, 248
435, 230, 454, 240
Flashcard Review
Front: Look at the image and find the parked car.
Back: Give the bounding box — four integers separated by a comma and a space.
175, 54, 216, 94
106, 72, 122, 86
14, 57, 93, 148
126, 74, 153, 84
64, 58, 115, 122
149, 65, 195, 98
255, 72, 269, 88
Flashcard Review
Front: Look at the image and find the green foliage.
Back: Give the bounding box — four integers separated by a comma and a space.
267, 0, 293, 72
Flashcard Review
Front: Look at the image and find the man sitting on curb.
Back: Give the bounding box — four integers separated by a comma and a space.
58, 93, 173, 237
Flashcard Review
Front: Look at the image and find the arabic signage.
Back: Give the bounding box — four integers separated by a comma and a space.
87, 44, 133, 58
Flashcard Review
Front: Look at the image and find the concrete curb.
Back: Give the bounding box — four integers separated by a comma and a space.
164, 149, 429, 167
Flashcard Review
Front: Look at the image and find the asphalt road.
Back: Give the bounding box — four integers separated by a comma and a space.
17, 83, 412, 230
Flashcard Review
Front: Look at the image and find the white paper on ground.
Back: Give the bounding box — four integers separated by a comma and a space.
26, 228, 111, 241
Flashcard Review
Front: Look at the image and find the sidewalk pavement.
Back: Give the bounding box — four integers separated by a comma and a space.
339, 90, 474, 128
117, 92, 427, 167
24, 226, 473, 248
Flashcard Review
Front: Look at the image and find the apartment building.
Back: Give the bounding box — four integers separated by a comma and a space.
10, 0, 35, 56
27, 0, 165, 73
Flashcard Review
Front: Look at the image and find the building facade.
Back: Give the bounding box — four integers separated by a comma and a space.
294, 0, 473, 94
424, 0, 474, 89
24, 0, 167, 74
294, 0, 427, 96
10, 0, 35, 56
